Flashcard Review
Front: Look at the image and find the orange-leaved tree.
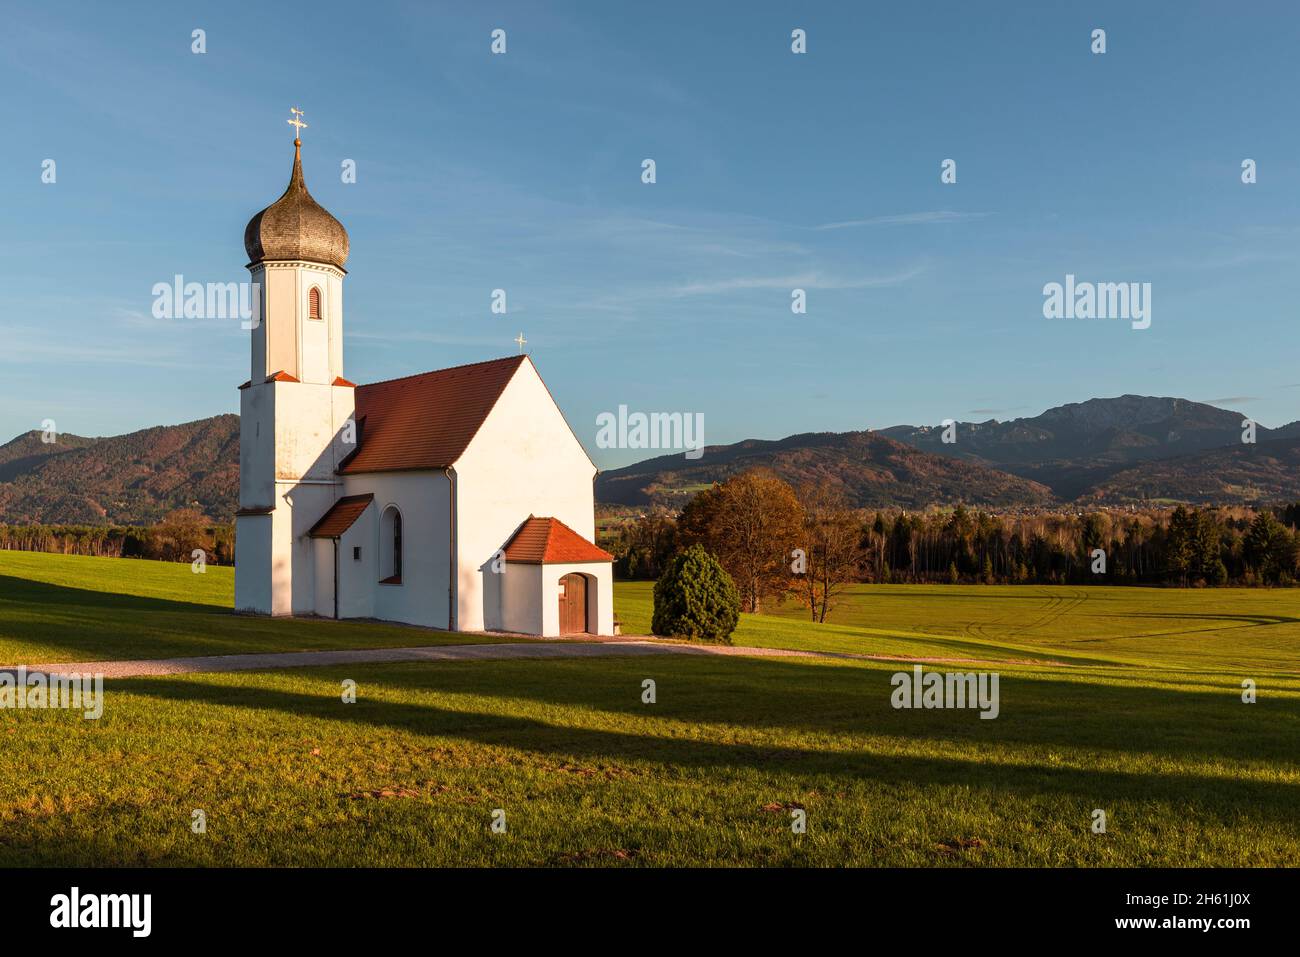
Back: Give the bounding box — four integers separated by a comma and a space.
678, 469, 803, 613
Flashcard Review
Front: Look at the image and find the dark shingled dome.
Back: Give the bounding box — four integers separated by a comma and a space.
244, 141, 349, 270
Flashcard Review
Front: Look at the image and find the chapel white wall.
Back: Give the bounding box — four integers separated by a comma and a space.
500, 562, 543, 634
451, 360, 600, 633
339, 470, 452, 628
234, 513, 272, 613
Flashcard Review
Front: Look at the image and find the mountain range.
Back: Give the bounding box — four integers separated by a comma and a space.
0, 397, 1295, 525
596, 395, 1300, 509
0, 416, 239, 525
878, 395, 1300, 499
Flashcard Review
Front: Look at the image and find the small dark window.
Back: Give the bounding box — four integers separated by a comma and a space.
392, 511, 402, 579
309, 286, 322, 320
380, 506, 402, 584
353, 546, 361, 561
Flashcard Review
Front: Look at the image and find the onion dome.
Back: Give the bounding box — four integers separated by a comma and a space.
243, 139, 349, 270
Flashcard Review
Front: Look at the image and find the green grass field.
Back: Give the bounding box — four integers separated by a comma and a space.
0, 551, 498, 663
617, 581, 1300, 673
1, 551, 1297, 866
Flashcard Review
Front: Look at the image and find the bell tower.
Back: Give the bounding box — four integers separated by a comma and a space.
235, 110, 357, 615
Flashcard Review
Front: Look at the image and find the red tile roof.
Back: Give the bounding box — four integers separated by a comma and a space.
503, 516, 613, 564
240, 371, 300, 389
340, 356, 526, 474
307, 493, 373, 538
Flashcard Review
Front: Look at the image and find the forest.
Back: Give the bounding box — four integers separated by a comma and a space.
606, 470, 1300, 621
0, 509, 234, 565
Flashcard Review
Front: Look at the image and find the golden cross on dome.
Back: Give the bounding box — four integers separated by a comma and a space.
287, 107, 307, 139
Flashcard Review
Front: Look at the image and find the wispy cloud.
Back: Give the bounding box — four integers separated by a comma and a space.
670, 264, 926, 297
814, 211, 989, 231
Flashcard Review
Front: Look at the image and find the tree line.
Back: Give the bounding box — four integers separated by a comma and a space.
608, 469, 1300, 622
0, 510, 234, 565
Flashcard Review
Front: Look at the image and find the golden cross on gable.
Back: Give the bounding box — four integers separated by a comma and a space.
287, 107, 308, 139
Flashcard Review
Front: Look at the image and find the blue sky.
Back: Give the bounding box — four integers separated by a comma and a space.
2, 1, 1297, 468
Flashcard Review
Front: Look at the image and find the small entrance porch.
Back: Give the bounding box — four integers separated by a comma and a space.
496, 516, 616, 637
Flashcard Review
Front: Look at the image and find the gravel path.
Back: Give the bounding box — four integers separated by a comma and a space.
0, 638, 1059, 679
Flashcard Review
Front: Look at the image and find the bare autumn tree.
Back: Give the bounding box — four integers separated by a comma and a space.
155, 508, 208, 562
678, 470, 803, 613
794, 482, 863, 622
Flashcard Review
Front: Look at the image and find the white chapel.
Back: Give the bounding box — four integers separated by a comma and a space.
234, 128, 614, 637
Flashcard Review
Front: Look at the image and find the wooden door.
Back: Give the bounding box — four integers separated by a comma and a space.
559, 573, 588, 635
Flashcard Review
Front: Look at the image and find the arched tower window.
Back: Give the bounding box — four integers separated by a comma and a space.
380, 506, 402, 584
308, 285, 322, 320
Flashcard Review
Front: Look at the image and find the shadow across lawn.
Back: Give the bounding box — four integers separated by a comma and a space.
1107, 612, 1300, 627
317, 655, 1300, 767
6, 657, 1298, 866
1081, 611, 1300, 642
0, 574, 486, 663
105, 657, 1300, 793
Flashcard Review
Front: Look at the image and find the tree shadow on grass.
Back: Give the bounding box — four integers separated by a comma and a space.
0, 571, 222, 612
1078, 611, 1300, 643
98, 668, 1300, 828
0, 801, 217, 868
261, 654, 1299, 767
0, 574, 463, 663
7, 662, 1298, 867
1099, 612, 1300, 626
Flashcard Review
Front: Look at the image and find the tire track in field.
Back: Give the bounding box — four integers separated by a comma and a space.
963, 590, 1058, 642
964, 589, 1089, 645
1027, 589, 1089, 634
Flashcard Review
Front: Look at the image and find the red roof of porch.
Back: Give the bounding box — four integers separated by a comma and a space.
503, 516, 613, 564
307, 493, 374, 538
